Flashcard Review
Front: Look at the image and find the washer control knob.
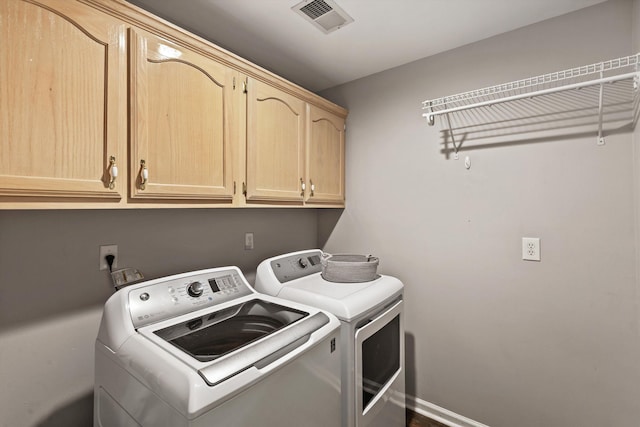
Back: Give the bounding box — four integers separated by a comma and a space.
187, 281, 204, 298
139, 292, 150, 301
297, 257, 308, 269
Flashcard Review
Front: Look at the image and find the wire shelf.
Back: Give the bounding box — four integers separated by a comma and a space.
422, 54, 640, 147
423, 54, 640, 111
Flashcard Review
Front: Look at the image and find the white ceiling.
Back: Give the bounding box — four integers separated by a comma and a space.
125, 0, 607, 93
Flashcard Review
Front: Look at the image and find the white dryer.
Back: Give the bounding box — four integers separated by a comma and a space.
94, 266, 341, 427
255, 250, 405, 427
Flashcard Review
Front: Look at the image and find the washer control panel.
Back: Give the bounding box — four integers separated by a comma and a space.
270, 250, 323, 283
128, 269, 252, 329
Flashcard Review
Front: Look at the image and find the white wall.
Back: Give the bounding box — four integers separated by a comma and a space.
0, 208, 318, 427
320, 0, 640, 425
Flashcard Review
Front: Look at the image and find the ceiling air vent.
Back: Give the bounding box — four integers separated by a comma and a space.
292, 0, 354, 34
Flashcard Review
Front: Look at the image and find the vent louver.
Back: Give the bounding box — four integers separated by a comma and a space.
299, 0, 333, 20
292, 0, 354, 34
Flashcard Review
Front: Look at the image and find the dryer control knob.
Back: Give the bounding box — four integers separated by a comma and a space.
297, 257, 309, 269
187, 281, 204, 298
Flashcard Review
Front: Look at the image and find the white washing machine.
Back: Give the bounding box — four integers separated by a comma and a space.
255, 250, 405, 427
94, 266, 342, 427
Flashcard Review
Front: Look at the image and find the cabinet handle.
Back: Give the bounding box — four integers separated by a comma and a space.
108, 156, 118, 190
139, 160, 149, 190
310, 179, 315, 197
300, 178, 306, 197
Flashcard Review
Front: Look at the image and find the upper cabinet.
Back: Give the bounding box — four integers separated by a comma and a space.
128, 29, 235, 202
305, 105, 345, 205
245, 78, 306, 203
243, 78, 346, 207
0, 0, 127, 201
0, 0, 346, 209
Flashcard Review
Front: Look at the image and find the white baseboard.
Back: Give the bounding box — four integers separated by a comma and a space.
406, 395, 491, 427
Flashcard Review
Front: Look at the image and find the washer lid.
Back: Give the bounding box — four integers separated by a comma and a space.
197, 310, 330, 386
150, 297, 332, 387
277, 272, 403, 321
154, 299, 309, 363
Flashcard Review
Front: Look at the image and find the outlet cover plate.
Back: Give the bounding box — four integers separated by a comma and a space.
99, 245, 118, 270
244, 232, 254, 250
522, 237, 540, 261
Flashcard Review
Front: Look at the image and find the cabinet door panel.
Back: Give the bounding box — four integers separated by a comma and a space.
0, 0, 126, 199
129, 30, 233, 201
306, 106, 345, 204
246, 79, 305, 202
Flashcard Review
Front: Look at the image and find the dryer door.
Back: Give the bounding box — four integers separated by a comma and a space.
354, 299, 405, 427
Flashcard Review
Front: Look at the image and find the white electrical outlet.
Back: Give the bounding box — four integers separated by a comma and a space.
522, 237, 540, 261
244, 232, 254, 250
99, 244, 118, 270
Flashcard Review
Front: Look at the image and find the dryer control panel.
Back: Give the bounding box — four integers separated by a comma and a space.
270, 250, 323, 283
128, 269, 253, 329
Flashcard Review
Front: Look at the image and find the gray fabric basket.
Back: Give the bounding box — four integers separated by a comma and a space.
320, 253, 379, 283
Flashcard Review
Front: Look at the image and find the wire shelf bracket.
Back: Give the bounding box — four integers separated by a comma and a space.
422, 54, 640, 146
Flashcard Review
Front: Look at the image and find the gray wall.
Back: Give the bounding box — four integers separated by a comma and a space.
3, 1, 640, 426
633, 0, 640, 346
0, 208, 318, 427
320, 0, 640, 425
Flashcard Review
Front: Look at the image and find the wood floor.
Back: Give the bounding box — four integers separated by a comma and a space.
406, 409, 449, 427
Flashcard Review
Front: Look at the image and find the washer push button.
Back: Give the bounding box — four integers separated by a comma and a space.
217, 277, 239, 295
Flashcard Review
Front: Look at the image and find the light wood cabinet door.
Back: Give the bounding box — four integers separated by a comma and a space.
245, 78, 306, 203
0, 0, 126, 200
129, 29, 234, 201
306, 105, 345, 205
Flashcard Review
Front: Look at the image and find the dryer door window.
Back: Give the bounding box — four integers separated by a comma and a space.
354, 299, 404, 420
362, 314, 400, 408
